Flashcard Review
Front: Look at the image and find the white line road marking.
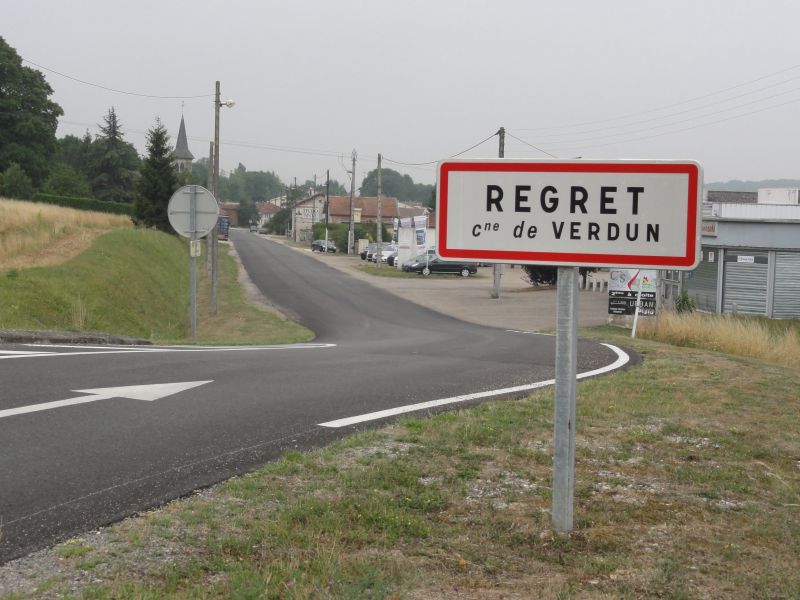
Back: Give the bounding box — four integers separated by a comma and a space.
0, 381, 213, 419
0, 343, 336, 360
318, 343, 629, 428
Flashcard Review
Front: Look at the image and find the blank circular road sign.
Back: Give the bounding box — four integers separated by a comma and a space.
167, 185, 220, 239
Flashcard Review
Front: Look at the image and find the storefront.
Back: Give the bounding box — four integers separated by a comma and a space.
682, 204, 800, 318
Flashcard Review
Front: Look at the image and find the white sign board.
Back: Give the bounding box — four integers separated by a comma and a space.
168, 185, 219, 239
436, 159, 702, 269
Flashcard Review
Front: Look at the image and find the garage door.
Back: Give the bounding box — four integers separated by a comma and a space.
685, 248, 719, 312
723, 250, 769, 315
773, 251, 800, 319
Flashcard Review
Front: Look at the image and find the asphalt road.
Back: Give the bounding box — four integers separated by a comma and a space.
0, 229, 629, 563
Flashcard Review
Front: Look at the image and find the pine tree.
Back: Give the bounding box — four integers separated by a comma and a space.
134, 118, 178, 232
89, 107, 140, 202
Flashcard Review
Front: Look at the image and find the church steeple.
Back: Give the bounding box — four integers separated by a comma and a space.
173, 115, 194, 173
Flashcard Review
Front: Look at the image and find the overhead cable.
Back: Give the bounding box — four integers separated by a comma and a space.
22, 58, 214, 99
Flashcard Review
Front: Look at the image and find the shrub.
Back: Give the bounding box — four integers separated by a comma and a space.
674, 290, 696, 313
30, 193, 133, 216
1, 163, 34, 199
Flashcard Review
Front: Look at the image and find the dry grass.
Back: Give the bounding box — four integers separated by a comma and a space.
0, 198, 131, 270
638, 310, 800, 368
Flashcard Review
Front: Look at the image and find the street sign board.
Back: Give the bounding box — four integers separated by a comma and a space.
167, 185, 219, 239
436, 159, 702, 269
608, 269, 657, 316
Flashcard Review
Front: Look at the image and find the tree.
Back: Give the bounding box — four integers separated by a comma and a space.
1, 163, 33, 199
89, 107, 140, 202
0, 36, 63, 186
359, 167, 433, 204
134, 118, 178, 232
54, 132, 94, 177
43, 164, 92, 197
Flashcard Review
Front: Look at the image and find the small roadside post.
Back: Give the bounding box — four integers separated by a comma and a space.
436, 159, 702, 533
168, 185, 220, 338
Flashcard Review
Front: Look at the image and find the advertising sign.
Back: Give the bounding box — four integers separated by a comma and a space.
608, 269, 657, 316
436, 159, 702, 269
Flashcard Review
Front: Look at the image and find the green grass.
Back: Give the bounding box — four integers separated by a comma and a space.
0, 228, 312, 345
11, 329, 798, 599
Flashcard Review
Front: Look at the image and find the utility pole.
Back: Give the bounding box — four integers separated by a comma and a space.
376, 153, 383, 268
348, 149, 357, 254
325, 169, 330, 249
206, 141, 214, 273
491, 127, 505, 299
210, 81, 221, 316
312, 174, 317, 227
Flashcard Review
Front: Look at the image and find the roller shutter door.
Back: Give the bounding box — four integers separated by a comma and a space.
722, 250, 768, 315
773, 252, 800, 319
686, 248, 719, 312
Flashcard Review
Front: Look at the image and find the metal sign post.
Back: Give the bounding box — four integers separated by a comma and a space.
167, 185, 220, 339
552, 266, 579, 532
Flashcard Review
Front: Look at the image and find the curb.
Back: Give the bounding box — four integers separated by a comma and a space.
0, 329, 152, 346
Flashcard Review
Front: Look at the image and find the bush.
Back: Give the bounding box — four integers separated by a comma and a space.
311, 221, 390, 252
30, 192, 134, 216
674, 290, 696, 313
1, 163, 34, 199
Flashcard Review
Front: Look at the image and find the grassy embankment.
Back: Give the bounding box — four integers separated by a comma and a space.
5, 316, 797, 599
0, 199, 311, 344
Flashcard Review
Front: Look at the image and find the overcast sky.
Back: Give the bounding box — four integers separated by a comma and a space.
4, 0, 800, 188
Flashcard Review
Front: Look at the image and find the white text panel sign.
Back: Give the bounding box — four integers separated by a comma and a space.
436, 160, 702, 269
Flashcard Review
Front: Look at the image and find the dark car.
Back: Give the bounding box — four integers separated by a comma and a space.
311, 239, 337, 253
407, 257, 477, 277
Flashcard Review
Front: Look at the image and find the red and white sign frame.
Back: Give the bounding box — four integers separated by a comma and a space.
436, 159, 702, 269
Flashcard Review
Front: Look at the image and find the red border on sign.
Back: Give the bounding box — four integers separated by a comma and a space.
437, 161, 700, 268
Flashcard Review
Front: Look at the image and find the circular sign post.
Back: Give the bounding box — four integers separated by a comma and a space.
167, 186, 220, 338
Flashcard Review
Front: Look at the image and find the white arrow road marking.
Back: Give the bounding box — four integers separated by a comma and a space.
319, 343, 629, 428
0, 381, 213, 419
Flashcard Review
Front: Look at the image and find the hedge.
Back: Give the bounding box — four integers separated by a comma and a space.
30, 193, 134, 216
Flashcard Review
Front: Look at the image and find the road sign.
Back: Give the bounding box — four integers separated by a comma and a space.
436, 159, 702, 269
608, 269, 658, 316
168, 185, 219, 239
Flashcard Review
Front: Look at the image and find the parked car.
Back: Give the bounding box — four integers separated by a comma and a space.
401, 250, 436, 271
367, 243, 394, 262
373, 244, 397, 263
387, 251, 399, 266
361, 243, 376, 260
406, 256, 477, 277
311, 239, 337, 253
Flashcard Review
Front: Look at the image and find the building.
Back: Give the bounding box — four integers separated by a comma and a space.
289, 192, 327, 243
680, 201, 800, 318
256, 201, 282, 227
327, 196, 399, 225
172, 115, 194, 174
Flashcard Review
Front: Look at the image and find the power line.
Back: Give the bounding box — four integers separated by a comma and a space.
383, 130, 499, 166
523, 86, 800, 148
516, 95, 800, 154
503, 132, 558, 158
515, 62, 800, 132
521, 75, 800, 140
22, 57, 214, 99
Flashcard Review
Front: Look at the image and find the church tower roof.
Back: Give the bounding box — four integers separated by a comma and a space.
173, 115, 194, 160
